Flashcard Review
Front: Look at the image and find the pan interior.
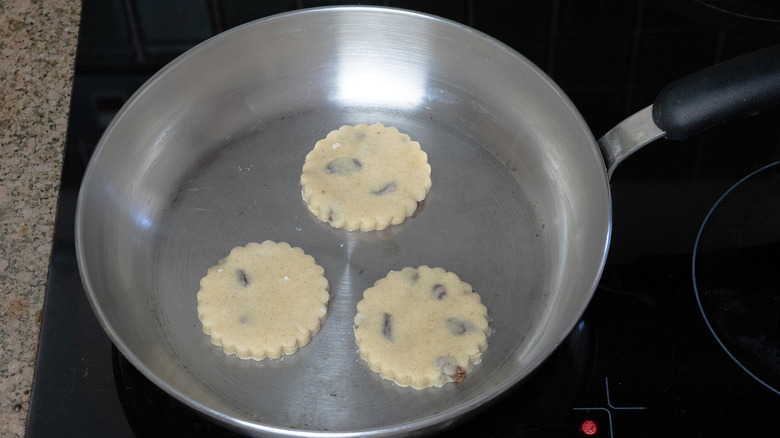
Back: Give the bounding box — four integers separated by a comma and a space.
76, 7, 610, 435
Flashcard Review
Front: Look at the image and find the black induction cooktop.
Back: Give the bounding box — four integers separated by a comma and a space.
27, 0, 780, 436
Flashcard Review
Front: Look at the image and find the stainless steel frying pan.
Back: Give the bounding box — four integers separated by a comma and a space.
75, 6, 780, 436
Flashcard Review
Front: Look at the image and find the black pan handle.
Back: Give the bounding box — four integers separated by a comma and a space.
652, 44, 780, 140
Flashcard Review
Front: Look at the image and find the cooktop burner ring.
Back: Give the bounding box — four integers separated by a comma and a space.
691, 161, 780, 394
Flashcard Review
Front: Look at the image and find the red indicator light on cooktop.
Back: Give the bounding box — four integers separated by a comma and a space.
580, 420, 598, 435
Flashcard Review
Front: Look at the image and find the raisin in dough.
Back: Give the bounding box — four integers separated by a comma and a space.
300, 123, 431, 231
354, 266, 489, 389
197, 241, 330, 360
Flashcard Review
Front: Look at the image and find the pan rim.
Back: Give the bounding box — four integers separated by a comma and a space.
75, 5, 613, 436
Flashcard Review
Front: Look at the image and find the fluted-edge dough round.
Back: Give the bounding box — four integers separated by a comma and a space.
197, 241, 330, 360
354, 266, 489, 389
300, 123, 431, 231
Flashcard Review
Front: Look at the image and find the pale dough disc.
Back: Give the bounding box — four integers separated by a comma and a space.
354, 266, 490, 389
197, 241, 330, 360
300, 123, 432, 231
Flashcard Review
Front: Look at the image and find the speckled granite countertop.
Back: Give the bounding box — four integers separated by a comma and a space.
1, 1, 81, 436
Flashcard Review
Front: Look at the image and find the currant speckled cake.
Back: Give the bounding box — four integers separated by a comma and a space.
300, 123, 431, 231
354, 266, 489, 389
196, 241, 330, 360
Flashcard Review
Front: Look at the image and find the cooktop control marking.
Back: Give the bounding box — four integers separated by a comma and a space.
573, 377, 647, 437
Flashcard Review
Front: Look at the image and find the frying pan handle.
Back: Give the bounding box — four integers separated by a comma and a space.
652, 43, 780, 140
599, 44, 780, 180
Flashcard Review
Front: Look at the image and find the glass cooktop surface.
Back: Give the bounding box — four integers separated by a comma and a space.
28, 0, 780, 436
